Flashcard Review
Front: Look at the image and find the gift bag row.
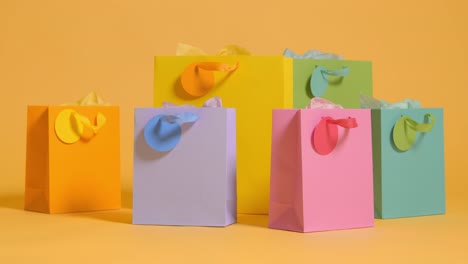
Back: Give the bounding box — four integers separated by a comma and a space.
24, 99, 444, 231
24, 47, 445, 233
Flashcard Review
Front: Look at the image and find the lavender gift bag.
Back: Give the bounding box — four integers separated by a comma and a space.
133, 97, 236, 226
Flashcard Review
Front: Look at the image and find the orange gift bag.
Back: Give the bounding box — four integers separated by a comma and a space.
25, 92, 121, 213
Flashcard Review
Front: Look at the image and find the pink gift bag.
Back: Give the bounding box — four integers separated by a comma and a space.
269, 108, 374, 232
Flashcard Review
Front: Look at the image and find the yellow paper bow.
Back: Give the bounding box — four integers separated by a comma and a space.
55, 92, 109, 144
176, 43, 251, 56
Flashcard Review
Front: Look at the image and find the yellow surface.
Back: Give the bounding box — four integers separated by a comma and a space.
1, 0, 468, 262
154, 56, 292, 214
1, 197, 468, 263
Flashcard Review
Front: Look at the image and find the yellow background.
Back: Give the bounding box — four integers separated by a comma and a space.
1, 0, 467, 262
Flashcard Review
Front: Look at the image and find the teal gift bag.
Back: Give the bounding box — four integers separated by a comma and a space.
284, 49, 373, 108
371, 108, 445, 219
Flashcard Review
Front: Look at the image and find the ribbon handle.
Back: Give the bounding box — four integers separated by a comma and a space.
55, 109, 107, 144
312, 117, 358, 155
161, 112, 200, 125
196, 62, 239, 72
327, 117, 357, 128
177, 43, 246, 97
393, 113, 435, 151
311, 66, 350, 97
181, 62, 239, 97
144, 112, 200, 152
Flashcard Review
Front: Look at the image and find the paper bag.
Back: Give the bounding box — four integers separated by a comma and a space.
269, 108, 374, 232
372, 108, 445, 218
25, 99, 120, 213
133, 105, 236, 226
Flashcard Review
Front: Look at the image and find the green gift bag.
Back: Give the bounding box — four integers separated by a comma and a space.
372, 108, 445, 218
360, 95, 445, 219
285, 49, 373, 108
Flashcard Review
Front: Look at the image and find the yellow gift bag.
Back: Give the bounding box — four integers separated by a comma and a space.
154, 44, 292, 214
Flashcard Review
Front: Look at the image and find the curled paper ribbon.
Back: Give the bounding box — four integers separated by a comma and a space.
177, 44, 248, 97
359, 95, 432, 151
144, 97, 222, 152
306, 97, 343, 109
180, 61, 239, 97
306, 97, 358, 155
359, 94, 421, 109
283, 48, 344, 60
393, 114, 435, 151
144, 112, 199, 152
284, 49, 348, 97
311, 66, 350, 97
55, 92, 109, 144
176, 43, 251, 56
312, 117, 358, 155
55, 110, 107, 144
306, 98, 356, 155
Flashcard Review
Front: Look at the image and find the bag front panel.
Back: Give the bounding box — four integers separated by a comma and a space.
48, 106, 121, 213
379, 108, 445, 218
133, 107, 233, 226
299, 109, 374, 231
